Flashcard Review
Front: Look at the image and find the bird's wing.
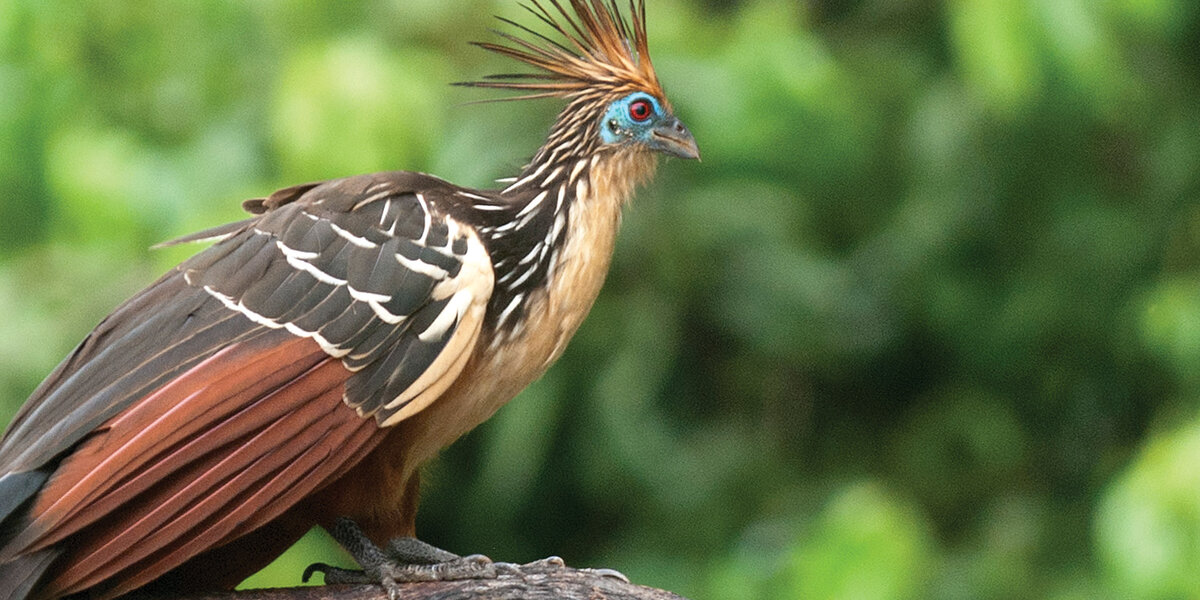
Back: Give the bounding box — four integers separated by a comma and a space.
0, 172, 495, 598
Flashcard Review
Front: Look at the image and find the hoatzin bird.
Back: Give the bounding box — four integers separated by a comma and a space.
0, 1, 697, 599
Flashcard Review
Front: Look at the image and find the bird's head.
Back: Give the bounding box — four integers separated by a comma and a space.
463, 0, 699, 161
600, 91, 698, 159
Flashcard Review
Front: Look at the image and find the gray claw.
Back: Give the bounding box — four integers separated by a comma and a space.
303, 563, 373, 585
492, 561, 524, 576
581, 567, 630, 583
525, 556, 566, 569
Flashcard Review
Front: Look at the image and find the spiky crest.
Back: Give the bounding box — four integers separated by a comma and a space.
463, 0, 664, 103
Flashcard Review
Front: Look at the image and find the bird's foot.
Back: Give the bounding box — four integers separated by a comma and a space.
305, 517, 628, 598
304, 518, 498, 596
510, 556, 631, 583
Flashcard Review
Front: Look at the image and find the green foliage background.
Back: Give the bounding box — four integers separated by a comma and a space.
1, 0, 1198, 598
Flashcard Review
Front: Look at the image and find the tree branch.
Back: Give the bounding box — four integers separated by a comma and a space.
148, 567, 690, 600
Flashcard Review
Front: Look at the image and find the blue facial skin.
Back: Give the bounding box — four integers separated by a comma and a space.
600, 92, 700, 160
601, 92, 665, 145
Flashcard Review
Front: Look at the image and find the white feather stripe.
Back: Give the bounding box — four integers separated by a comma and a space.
347, 286, 390, 304
570, 158, 587, 184
366, 299, 406, 325
395, 252, 449, 280
492, 220, 519, 234
418, 288, 472, 343
284, 255, 347, 286
202, 285, 348, 357
380, 297, 486, 425
416, 193, 432, 243
551, 212, 567, 241
380, 197, 393, 225
517, 243, 541, 266
517, 190, 549, 218
350, 189, 394, 211
555, 183, 567, 212
456, 191, 492, 202
275, 240, 318, 261
541, 165, 564, 187
378, 229, 493, 425
508, 265, 538, 289
284, 323, 348, 358
328, 222, 377, 249
204, 286, 281, 331
503, 161, 548, 193
496, 294, 523, 326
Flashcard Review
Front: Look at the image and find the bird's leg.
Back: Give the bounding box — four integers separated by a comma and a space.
304, 517, 630, 596
303, 517, 498, 593
383, 537, 460, 565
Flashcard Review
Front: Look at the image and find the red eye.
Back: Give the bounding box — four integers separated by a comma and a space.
629, 99, 653, 122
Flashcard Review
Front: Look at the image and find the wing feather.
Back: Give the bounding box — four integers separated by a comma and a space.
29, 333, 335, 539
239, 256, 306, 319
27, 333, 385, 598
254, 269, 322, 321
0, 171, 496, 598
0, 284, 249, 474
204, 174, 495, 425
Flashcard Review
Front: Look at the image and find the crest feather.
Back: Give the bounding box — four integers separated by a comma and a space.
462, 0, 664, 101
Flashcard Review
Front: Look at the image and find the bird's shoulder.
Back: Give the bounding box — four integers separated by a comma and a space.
163, 171, 504, 249
247, 171, 501, 221
177, 171, 498, 424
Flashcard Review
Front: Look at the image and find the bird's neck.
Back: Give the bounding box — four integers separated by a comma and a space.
478, 145, 656, 340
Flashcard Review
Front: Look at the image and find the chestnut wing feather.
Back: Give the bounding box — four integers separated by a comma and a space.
35, 333, 384, 598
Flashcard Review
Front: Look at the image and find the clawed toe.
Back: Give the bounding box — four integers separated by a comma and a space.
303, 563, 373, 585
491, 555, 626, 582
311, 516, 628, 592
310, 517, 501, 587
384, 536, 461, 565
494, 555, 565, 574
378, 553, 497, 582
581, 566, 630, 583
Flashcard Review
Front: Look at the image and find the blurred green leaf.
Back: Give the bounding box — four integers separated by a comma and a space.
776, 482, 934, 600
1097, 417, 1200, 598
272, 38, 448, 179
1140, 278, 1200, 389
947, 0, 1044, 114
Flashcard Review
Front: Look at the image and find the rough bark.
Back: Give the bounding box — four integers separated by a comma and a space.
139, 567, 690, 600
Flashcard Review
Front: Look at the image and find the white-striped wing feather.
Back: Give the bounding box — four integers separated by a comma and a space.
182, 173, 495, 426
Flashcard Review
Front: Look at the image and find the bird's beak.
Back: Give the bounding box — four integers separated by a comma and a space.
649, 116, 700, 160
